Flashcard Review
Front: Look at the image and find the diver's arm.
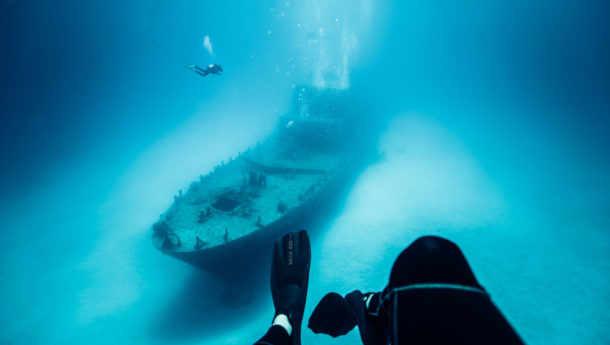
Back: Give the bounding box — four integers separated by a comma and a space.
309, 290, 388, 345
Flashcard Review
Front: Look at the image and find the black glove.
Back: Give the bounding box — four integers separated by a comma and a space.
308, 292, 357, 337
308, 290, 388, 345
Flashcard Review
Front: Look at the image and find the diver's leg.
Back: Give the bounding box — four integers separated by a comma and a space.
381, 236, 524, 344
254, 231, 311, 345
364, 236, 481, 344
365, 236, 481, 324
191, 65, 209, 77
254, 325, 291, 345
388, 235, 481, 288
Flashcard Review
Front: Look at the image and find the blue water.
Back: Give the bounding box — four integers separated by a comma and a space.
1, 0, 609, 344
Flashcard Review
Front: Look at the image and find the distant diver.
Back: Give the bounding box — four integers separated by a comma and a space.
252, 230, 525, 345
185, 63, 223, 77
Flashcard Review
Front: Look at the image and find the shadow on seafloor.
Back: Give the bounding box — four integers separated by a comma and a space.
147, 260, 271, 344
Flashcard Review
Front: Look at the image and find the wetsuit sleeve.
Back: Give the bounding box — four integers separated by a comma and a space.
254, 325, 291, 345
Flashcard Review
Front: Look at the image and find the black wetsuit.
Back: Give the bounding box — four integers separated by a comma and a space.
193, 64, 223, 77
255, 236, 524, 345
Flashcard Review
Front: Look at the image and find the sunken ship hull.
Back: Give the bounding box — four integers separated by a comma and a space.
152, 86, 375, 276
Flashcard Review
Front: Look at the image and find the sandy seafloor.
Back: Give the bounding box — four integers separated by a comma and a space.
1, 0, 609, 344
0, 107, 608, 345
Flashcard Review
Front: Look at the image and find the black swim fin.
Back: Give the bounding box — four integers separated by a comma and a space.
271, 230, 311, 345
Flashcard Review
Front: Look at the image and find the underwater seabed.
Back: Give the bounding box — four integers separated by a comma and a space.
0, 110, 609, 345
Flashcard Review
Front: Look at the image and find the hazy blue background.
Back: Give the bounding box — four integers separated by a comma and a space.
1, 0, 608, 344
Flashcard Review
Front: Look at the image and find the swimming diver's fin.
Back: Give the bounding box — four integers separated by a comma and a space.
271, 230, 311, 345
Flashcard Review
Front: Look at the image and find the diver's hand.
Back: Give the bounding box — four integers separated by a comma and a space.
308, 292, 357, 337
309, 290, 388, 344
